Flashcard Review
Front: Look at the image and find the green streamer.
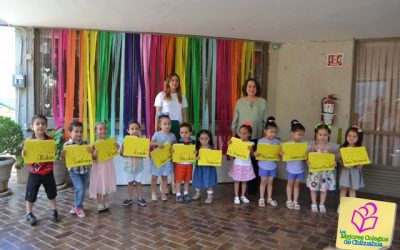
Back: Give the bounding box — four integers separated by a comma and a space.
191, 38, 201, 134
96, 32, 115, 129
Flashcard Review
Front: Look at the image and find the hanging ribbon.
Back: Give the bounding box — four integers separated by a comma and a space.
231, 41, 243, 115
210, 39, 217, 137
64, 30, 77, 139
110, 33, 122, 137
51, 30, 58, 129
124, 33, 134, 135
79, 31, 88, 141
185, 38, 193, 121
166, 37, 175, 79
141, 34, 152, 137
216, 40, 232, 152
148, 35, 159, 135
191, 38, 201, 133
53, 29, 67, 129
96, 32, 114, 125
175, 37, 188, 95
133, 34, 145, 127
87, 31, 98, 144
240, 41, 255, 91
118, 35, 125, 142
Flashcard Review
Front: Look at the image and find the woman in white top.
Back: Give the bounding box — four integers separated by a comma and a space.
154, 73, 188, 195
154, 73, 188, 140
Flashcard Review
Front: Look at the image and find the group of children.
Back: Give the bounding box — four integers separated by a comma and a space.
23, 113, 365, 226
228, 116, 365, 214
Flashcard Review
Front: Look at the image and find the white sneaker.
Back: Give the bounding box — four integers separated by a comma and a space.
240, 196, 250, 204
97, 203, 105, 211
69, 208, 76, 215
234, 197, 240, 204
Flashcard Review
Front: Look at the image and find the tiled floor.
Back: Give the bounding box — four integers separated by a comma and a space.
0, 179, 399, 250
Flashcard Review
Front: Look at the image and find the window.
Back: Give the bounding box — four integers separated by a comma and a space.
353, 40, 400, 167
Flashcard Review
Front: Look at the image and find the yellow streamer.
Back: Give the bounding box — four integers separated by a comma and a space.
87, 31, 98, 144
240, 42, 255, 95
82, 31, 89, 141
175, 37, 188, 95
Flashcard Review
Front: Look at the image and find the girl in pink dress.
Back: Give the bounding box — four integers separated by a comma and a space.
89, 122, 117, 212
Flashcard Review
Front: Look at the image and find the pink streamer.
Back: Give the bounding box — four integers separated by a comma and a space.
141, 34, 152, 137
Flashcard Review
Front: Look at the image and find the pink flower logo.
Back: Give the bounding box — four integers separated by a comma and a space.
351, 202, 378, 233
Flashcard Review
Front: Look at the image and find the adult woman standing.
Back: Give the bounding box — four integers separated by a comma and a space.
231, 78, 268, 196
154, 73, 188, 194
154, 73, 188, 139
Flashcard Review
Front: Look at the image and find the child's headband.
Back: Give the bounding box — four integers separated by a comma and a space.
242, 121, 252, 126
351, 125, 363, 133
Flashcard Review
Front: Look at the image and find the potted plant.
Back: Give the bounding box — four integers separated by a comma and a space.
0, 116, 24, 197
48, 128, 68, 189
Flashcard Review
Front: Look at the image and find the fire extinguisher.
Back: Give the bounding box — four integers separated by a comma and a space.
321, 94, 337, 125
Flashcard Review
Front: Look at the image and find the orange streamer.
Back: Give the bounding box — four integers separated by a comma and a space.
64, 30, 77, 139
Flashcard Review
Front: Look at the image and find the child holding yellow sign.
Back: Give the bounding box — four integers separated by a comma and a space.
174, 123, 196, 203
62, 121, 94, 218
192, 129, 218, 203
23, 115, 59, 226
89, 122, 117, 212
150, 114, 176, 201
306, 124, 336, 213
338, 126, 365, 210
119, 121, 147, 207
254, 117, 280, 208
285, 120, 306, 210
228, 123, 255, 205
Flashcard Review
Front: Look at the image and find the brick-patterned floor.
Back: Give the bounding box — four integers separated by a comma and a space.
0, 180, 399, 250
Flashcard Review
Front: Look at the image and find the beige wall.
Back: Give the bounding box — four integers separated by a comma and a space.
267, 39, 355, 143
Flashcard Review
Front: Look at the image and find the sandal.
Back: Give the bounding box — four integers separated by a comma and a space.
319, 204, 326, 213
293, 202, 300, 210
267, 199, 278, 207
192, 192, 201, 200
311, 204, 318, 213
258, 199, 265, 207
205, 194, 213, 204
286, 200, 294, 209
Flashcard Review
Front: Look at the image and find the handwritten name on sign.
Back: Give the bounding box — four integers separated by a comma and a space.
282, 142, 308, 161
24, 139, 55, 164
198, 149, 222, 167
256, 143, 281, 161
95, 138, 118, 162
150, 143, 172, 168
340, 146, 371, 167
123, 136, 150, 157
336, 197, 397, 250
308, 152, 335, 172
64, 145, 93, 168
227, 137, 250, 160
172, 144, 196, 163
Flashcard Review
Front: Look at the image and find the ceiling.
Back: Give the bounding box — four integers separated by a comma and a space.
1, 0, 399, 42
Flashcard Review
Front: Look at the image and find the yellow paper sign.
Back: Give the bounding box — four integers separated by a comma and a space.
256, 143, 281, 161
308, 152, 335, 172
24, 139, 55, 164
94, 138, 118, 162
340, 146, 371, 167
198, 149, 222, 166
123, 136, 150, 157
336, 197, 397, 250
172, 144, 196, 163
282, 142, 308, 161
64, 145, 93, 168
150, 144, 172, 168
227, 137, 251, 160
